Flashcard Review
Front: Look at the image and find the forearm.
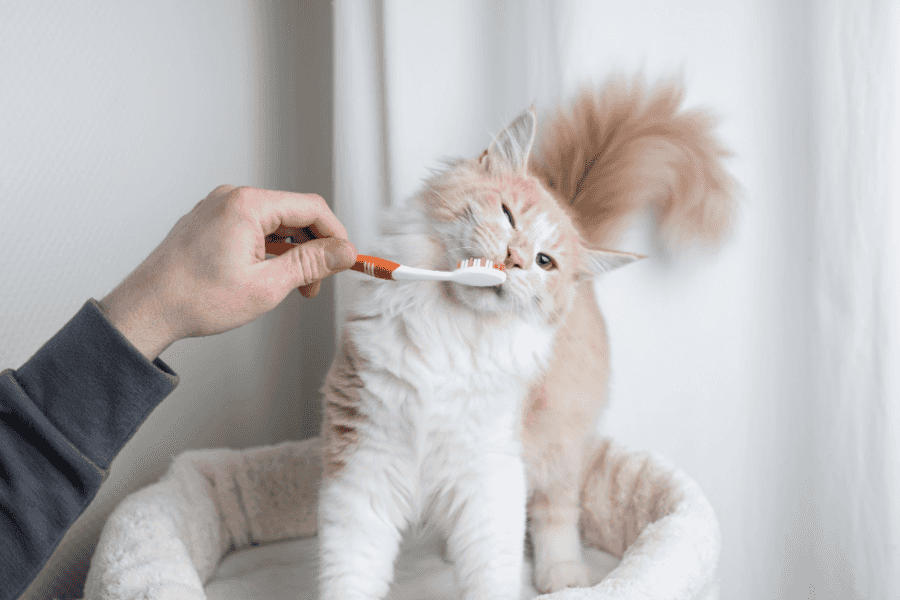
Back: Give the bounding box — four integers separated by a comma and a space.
0, 300, 179, 599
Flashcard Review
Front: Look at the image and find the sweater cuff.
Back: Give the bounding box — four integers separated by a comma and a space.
12, 299, 179, 470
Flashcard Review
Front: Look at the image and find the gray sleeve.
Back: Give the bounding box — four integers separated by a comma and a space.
0, 299, 179, 600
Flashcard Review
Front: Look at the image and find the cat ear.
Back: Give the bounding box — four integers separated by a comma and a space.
577, 247, 644, 280
480, 106, 537, 175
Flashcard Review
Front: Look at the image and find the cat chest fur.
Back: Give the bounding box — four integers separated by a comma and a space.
339, 301, 555, 455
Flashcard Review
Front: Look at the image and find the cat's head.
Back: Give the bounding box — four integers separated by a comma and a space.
417, 107, 640, 324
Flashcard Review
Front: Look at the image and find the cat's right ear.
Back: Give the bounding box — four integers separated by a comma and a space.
480, 107, 537, 176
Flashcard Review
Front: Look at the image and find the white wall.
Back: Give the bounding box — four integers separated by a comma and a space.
0, 2, 333, 598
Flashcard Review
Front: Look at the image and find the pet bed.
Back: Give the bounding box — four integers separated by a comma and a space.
79, 436, 721, 600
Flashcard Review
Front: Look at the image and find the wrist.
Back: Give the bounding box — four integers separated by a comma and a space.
99, 277, 180, 362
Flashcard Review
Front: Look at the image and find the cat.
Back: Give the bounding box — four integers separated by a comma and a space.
317, 76, 733, 599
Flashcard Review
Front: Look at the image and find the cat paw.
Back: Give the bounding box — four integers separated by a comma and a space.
534, 560, 594, 593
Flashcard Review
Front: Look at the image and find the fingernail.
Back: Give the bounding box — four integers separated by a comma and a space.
324, 238, 357, 271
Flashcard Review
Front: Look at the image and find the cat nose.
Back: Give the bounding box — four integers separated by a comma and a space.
505, 246, 527, 269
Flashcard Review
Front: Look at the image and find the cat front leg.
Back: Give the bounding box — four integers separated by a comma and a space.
318, 455, 411, 600
529, 481, 596, 593
522, 288, 610, 593
443, 453, 527, 600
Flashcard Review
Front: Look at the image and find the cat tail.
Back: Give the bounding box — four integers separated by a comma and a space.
530, 75, 735, 249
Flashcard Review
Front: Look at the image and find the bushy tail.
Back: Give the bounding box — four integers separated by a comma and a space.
530, 76, 734, 249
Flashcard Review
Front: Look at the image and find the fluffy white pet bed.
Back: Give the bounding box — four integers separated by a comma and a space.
79, 436, 721, 600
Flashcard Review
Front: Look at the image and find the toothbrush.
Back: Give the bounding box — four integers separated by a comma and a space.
264, 240, 506, 287
351, 255, 506, 287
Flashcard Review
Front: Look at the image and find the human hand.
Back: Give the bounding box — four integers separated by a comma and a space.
100, 185, 357, 361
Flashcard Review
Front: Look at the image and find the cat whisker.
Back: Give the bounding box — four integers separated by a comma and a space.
422, 182, 455, 207
442, 244, 500, 264
443, 244, 482, 252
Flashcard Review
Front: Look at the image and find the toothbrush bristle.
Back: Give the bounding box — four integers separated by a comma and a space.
456, 257, 506, 271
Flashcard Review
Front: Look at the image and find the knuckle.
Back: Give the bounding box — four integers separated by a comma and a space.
299, 248, 316, 285
295, 244, 326, 285
229, 186, 258, 215
233, 185, 255, 201
305, 193, 329, 213
284, 246, 308, 285
210, 184, 236, 197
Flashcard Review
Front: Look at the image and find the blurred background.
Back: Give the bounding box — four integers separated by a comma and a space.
1, 1, 897, 599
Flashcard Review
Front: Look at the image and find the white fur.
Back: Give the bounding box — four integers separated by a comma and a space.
318, 206, 556, 600
530, 212, 558, 249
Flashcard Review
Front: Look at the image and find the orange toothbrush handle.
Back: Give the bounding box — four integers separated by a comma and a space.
266, 244, 397, 282
352, 254, 400, 280
264, 242, 296, 256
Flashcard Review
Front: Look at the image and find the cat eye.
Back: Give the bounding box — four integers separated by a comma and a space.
502, 204, 515, 228
536, 252, 556, 270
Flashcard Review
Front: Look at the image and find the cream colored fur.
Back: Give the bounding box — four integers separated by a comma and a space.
317, 76, 733, 599
523, 77, 732, 593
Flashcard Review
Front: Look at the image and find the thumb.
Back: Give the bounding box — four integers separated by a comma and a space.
263, 237, 357, 298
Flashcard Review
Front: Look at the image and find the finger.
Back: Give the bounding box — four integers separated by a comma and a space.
255, 190, 349, 240
298, 280, 321, 298
259, 237, 357, 296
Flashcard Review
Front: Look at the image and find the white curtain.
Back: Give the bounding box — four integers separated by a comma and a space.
807, 0, 900, 597
331, 1, 900, 598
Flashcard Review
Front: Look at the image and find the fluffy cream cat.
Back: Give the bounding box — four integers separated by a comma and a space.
317, 77, 733, 599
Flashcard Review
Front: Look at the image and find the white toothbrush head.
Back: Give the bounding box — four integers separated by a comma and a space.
452, 258, 507, 286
